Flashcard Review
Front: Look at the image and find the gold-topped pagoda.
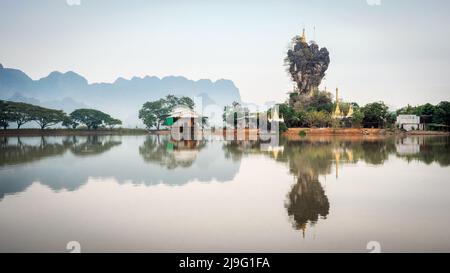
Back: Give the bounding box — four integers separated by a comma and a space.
332, 87, 353, 119
299, 28, 307, 43
332, 88, 343, 119
346, 104, 354, 118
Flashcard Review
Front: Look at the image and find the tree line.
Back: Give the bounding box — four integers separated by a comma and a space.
271, 90, 450, 130
0, 100, 122, 130
137, 93, 450, 132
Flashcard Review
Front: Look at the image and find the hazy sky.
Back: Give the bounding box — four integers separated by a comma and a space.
0, 0, 449, 108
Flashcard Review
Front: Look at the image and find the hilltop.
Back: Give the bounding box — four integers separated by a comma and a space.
0, 63, 242, 127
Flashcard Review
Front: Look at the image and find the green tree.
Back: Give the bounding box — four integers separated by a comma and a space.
139, 95, 195, 130
290, 90, 333, 113
433, 101, 450, 127
139, 100, 169, 130
397, 104, 417, 115
105, 117, 122, 129
386, 112, 397, 129
62, 115, 79, 129
361, 102, 389, 128
278, 103, 305, 128
70, 109, 119, 130
420, 103, 435, 116
350, 108, 365, 128
305, 111, 331, 128
30, 106, 66, 129
0, 100, 12, 130
165, 95, 195, 110
8, 102, 34, 129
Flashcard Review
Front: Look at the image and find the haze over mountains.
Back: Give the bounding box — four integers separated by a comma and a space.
0, 63, 242, 127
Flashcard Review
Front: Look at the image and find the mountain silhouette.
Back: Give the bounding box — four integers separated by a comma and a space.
0, 63, 242, 127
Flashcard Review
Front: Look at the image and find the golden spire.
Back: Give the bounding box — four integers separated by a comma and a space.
346, 104, 354, 118
333, 87, 342, 119
300, 28, 307, 43
336, 87, 339, 104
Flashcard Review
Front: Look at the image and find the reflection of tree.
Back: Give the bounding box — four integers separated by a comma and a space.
357, 140, 396, 165
222, 140, 261, 162
0, 135, 123, 167
69, 135, 122, 157
222, 136, 444, 235
139, 135, 206, 169
0, 136, 69, 167
0, 135, 123, 200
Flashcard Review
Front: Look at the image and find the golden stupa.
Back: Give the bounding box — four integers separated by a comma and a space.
332, 87, 353, 119
332, 88, 344, 119
299, 28, 307, 44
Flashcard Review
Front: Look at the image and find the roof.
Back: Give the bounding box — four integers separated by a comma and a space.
169, 106, 202, 118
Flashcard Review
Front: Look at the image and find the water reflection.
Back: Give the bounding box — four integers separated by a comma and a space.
0, 135, 239, 199
0, 134, 449, 234
0, 136, 68, 167
139, 136, 206, 169
395, 137, 450, 166
68, 136, 122, 157
222, 136, 449, 235
0, 136, 122, 167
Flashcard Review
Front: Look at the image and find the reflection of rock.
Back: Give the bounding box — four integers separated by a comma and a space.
285, 173, 329, 236
281, 140, 331, 235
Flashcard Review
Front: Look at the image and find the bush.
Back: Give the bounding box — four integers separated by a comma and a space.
279, 122, 288, 133
299, 130, 307, 137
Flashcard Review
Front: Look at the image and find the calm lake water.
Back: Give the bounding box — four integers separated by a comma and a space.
0, 134, 449, 253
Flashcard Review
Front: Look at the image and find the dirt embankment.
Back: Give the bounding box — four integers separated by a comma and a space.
283, 128, 449, 137
4, 128, 445, 137
284, 128, 384, 136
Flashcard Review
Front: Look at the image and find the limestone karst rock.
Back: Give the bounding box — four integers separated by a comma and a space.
285, 30, 330, 95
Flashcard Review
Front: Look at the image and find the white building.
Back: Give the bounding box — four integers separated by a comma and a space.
396, 115, 424, 131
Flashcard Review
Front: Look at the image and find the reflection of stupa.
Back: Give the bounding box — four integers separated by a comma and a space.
332, 147, 354, 179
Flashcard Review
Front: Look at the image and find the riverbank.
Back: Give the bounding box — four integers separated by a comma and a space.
8, 128, 445, 138
0, 128, 149, 136
283, 128, 449, 137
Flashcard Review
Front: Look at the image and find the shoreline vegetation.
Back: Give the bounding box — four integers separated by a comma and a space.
0, 128, 448, 137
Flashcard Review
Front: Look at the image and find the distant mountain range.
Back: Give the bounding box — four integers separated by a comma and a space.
0, 63, 242, 127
